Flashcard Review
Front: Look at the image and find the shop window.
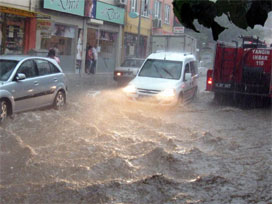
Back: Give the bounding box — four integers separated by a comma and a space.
2, 16, 25, 54
40, 24, 75, 56
99, 31, 117, 54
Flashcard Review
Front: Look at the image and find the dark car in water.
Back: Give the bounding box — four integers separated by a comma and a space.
113, 58, 145, 85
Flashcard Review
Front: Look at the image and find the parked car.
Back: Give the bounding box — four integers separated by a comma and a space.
123, 52, 198, 106
0, 55, 67, 123
114, 58, 145, 85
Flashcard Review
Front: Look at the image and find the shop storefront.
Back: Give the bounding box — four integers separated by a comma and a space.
93, 1, 125, 73
124, 33, 147, 59
0, 6, 36, 55
38, 0, 85, 73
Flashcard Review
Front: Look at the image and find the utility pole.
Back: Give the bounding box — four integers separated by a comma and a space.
136, 0, 142, 58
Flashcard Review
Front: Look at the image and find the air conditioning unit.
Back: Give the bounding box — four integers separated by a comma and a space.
115, 0, 127, 6
152, 19, 162, 28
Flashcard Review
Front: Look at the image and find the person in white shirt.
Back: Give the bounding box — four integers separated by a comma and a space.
91, 46, 97, 74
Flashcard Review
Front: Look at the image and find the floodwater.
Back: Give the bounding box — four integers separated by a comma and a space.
0, 74, 271, 204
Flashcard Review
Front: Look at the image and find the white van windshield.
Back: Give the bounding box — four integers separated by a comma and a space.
138, 59, 182, 80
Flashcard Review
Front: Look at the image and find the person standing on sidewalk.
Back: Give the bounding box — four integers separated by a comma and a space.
85, 46, 94, 74
47, 48, 60, 64
76, 29, 83, 73
91, 46, 97, 74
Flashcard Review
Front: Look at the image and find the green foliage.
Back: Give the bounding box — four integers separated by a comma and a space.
173, 0, 272, 40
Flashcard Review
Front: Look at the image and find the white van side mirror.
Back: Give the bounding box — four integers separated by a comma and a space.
185, 73, 192, 81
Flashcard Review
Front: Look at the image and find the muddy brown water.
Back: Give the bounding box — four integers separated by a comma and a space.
0, 74, 271, 204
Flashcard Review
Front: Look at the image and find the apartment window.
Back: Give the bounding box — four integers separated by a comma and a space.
154, 0, 161, 19
141, 0, 149, 17
131, 0, 137, 13
164, 4, 170, 24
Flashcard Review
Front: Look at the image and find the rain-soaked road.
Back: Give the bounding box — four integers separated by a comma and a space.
0, 73, 271, 204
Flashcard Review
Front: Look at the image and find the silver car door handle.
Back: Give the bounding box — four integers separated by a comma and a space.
34, 81, 39, 86
54, 78, 58, 82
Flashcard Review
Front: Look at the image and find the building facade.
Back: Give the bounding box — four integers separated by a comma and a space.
0, 0, 37, 55
91, 0, 124, 73
0, 0, 125, 74
0, 0, 175, 73
123, 0, 175, 60
35, 0, 85, 73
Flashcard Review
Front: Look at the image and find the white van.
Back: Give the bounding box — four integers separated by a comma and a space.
123, 52, 198, 105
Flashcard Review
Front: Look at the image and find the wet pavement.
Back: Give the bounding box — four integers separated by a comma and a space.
0, 73, 271, 204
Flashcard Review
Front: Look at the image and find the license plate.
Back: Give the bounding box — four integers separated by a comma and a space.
215, 83, 231, 88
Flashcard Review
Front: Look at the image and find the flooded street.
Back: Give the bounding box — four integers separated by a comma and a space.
0, 74, 271, 204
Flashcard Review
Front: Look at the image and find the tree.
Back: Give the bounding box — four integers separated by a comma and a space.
172, 0, 272, 40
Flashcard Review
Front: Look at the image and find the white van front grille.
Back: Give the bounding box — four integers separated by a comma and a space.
137, 88, 161, 95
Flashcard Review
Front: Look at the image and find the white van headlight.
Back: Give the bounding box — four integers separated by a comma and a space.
123, 84, 137, 94
159, 88, 176, 98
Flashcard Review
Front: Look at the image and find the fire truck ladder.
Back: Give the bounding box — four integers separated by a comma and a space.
220, 43, 238, 85
240, 35, 266, 96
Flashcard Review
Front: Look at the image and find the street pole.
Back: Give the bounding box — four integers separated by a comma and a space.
136, 0, 142, 58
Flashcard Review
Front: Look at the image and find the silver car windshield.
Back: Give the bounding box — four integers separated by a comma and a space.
138, 59, 182, 80
0, 60, 18, 81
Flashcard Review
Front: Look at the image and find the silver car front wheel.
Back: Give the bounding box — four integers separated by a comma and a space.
0, 100, 8, 122
54, 91, 66, 110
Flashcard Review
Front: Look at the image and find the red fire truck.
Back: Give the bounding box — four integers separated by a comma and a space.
206, 36, 272, 104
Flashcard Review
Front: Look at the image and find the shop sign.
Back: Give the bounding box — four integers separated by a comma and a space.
96, 2, 125, 25
43, 0, 85, 16
41, 31, 51, 38
0, 6, 36, 18
37, 20, 52, 30
129, 12, 138, 18
37, 20, 52, 38
173, 26, 184, 34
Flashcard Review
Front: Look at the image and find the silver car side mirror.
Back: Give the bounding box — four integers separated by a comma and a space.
16, 73, 26, 81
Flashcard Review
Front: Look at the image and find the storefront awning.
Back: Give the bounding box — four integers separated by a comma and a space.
0, 6, 51, 19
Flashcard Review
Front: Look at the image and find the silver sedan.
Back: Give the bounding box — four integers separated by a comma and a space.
0, 55, 67, 123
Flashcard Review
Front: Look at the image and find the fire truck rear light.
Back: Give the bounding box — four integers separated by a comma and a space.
208, 78, 213, 85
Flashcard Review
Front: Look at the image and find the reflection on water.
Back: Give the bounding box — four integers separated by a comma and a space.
0, 88, 271, 204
